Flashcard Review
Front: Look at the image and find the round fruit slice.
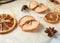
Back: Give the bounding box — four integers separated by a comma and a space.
29, 1, 39, 10
22, 21, 40, 32
19, 15, 35, 27
44, 12, 59, 24
0, 14, 16, 34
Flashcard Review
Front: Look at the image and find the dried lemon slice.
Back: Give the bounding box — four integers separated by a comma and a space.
0, 14, 16, 34
44, 12, 59, 24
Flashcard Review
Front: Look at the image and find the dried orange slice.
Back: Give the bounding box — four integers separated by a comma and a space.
44, 12, 59, 24
0, 14, 16, 34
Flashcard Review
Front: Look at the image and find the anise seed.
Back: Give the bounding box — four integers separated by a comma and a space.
45, 27, 57, 37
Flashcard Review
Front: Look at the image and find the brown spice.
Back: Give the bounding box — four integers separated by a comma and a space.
45, 27, 57, 37
21, 5, 29, 11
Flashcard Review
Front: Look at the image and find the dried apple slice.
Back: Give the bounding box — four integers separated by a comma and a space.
0, 14, 16, 34
18, 15, 40, 32
19, 15, 35, 27
22, 21, 40, 32
29, 1, 39, 10
34, 4, 48, 13
29, 1, 48, 13
44, 12, 59, 24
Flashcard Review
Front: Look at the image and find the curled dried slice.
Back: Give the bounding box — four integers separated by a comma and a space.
44, 12, 59, 24
34, 4, 48, 13
19, 15, 35, 27
0, 14, 16, 34
22, 21, 40, 32
18, 15, 40, 32
29, 1, 39, 10
29, 1, 48, 13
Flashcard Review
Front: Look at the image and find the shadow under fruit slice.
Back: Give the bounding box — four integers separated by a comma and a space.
44, 12, 59, 24
0, 14, 16, 34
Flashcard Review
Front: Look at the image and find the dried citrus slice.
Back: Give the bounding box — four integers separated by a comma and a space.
19, 15, 35, 27
44, 12, 59, 24
0, 14, 16, 34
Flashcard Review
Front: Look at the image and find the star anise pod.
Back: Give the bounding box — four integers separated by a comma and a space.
21, 5, 29, 11
45, 27, 57, 37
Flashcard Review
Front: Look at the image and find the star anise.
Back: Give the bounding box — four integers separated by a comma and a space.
45, 27, 57, 37
21, 5, 29, 11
